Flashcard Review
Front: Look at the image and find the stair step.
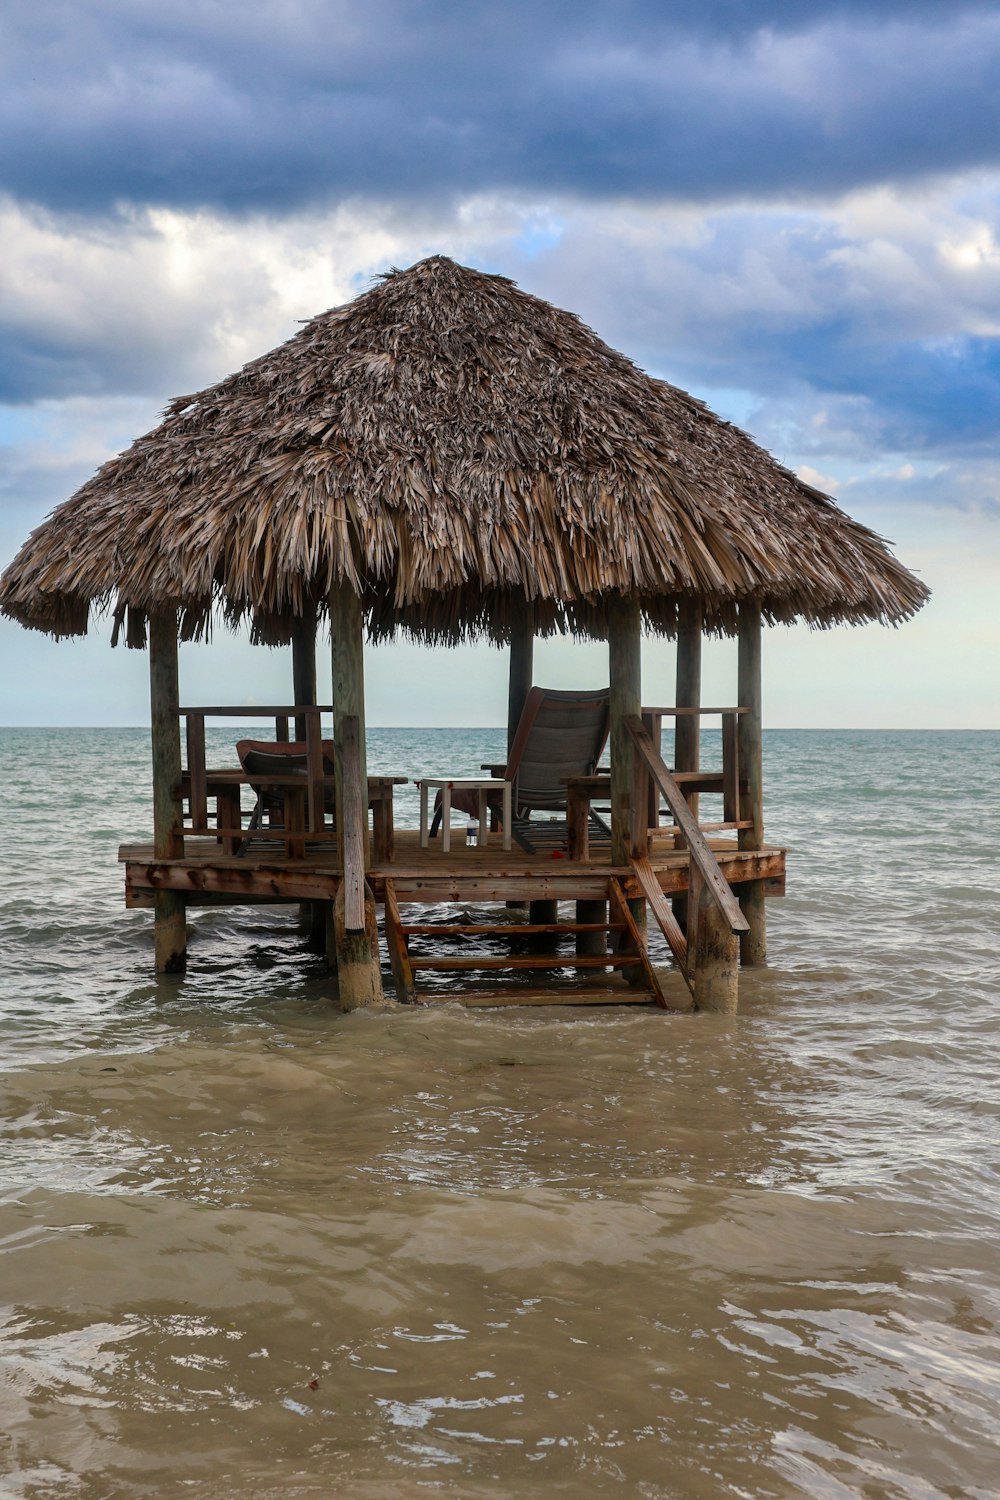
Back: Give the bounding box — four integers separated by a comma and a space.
423, 987, 657, 1008
408, 953, 638, 972
401, 921, 622, 937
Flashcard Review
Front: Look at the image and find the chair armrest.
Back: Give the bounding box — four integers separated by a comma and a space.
480, 763, 507, 777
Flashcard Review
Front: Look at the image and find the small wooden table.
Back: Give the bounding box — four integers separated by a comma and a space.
418, 777, 512, 853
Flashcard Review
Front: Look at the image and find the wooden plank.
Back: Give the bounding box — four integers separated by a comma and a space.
399, 922, 622, 936
440, 988, 659, 1008
640, 706, 747, 716
179, 704, 334, 716
631, 855, 688, 971
408, 953, 636, 972
383, 879, 417, 1003
624, 716, 749, 934
607, 878, 669, 1009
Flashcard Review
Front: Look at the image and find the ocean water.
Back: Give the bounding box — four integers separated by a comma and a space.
1, 726, 998, 1499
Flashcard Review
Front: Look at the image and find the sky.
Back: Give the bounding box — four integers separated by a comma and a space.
1, 0, 998, 728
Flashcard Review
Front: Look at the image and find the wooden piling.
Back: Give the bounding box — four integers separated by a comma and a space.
608, 597, 646, 948
672, 599, 702, 933
737, 601, 767, 966
148, 610, 186, 974
291, 602, 317, 742
689, 868, 740, 1013
330, 579, 383, 1007
508, 600, 534, 756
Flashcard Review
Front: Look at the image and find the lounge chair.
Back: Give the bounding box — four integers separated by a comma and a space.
430, 686, 611, 850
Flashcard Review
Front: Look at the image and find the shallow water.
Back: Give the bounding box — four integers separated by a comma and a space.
1, 728, 999, 1498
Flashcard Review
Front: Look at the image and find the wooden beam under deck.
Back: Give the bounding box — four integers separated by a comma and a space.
121, 828, 785, 909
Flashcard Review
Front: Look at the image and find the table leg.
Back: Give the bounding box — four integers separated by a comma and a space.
372, 789, 394, 863
285, 788, 306, 860
419, 781, 429, 849
441, 784, 451, 854
502, 782, 512, 852
567, 786, 590, 861
477, 787, 489, 847
217, 786, 242, 856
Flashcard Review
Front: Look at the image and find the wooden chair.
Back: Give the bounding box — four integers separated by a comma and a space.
235, 738, 336, 835
430, 686, 610, 838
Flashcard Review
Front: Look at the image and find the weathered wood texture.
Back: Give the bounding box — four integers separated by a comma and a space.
625, 717, 748, 935
738, 602, 767, 966
330, 578, 381, 1001
383, 879, 416, 1002
688, 867, 740, 1013
508, 603, 534, 755
608, 596, 643, 870
291, 605, 317, 742
148, 610, 186, 973
674, 599, 702, 818
333, 880, 384, 1010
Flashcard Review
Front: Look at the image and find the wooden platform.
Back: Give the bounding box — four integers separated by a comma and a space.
120, 827, 785, 909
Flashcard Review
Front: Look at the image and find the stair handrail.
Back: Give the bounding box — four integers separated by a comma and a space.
624, 715, 749, 935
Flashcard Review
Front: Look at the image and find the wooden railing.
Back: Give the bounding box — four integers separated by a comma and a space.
638, 705, 751, 836
169, 705, 399, 864
178, 704, 334, 839
625, 717, 749, 932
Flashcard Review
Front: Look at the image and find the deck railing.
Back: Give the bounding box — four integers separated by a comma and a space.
640, 705, 753, 839
175, 704, 334, 853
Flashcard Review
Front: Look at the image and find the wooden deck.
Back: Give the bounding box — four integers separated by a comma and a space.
120, 827, 785, 909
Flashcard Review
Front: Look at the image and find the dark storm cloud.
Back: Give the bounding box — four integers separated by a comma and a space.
2, 1, 999, 214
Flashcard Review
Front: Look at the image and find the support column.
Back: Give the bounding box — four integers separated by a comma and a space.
291, 602, 317, 742
674, 599, 702, 801
737, 601, 767, 965
608, 596, 643, 866
292, 603, 319, 931
509, 601, 534, 913
330, 579, 383, 1008
508, 600, 534, 755
673, 599, 702, 933
148, 610, 186, 974
608, 597, 645, 969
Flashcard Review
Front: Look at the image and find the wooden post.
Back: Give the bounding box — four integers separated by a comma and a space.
507, 600, 533, 910
508, 600, 534, 755
148, 610, 186, 974
608, 596, 646, 961
330, 579, 383, 1007
608, 597, 643, 866
737, 601, 767, 965
673, 599, 702, 931
675, 599, 702, 809
689, 868, 740, 1013
292, 603, 317, 742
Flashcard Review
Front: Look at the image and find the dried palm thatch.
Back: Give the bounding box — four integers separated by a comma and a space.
0, 255, 928, 645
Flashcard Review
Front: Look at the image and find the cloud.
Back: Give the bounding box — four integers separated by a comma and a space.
2, 2, 999, 216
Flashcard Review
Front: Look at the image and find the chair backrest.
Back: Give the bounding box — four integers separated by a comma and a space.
236, 739, 336, 781
506, 687, 610, 814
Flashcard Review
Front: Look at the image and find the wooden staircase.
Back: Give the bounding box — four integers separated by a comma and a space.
382, 877, 682, 1009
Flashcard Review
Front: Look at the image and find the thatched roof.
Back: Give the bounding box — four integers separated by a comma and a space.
0, 255, 928, 646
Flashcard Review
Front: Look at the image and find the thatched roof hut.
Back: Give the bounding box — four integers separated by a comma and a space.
0, 255, 927, 646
